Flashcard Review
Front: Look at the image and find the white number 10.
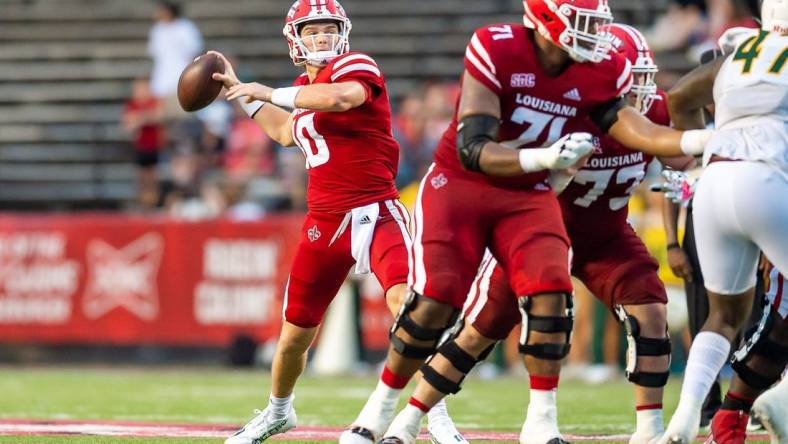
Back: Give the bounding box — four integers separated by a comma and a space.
294, 113, 330, 168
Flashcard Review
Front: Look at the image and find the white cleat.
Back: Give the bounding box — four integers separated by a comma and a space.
751, 379, 788, 444
380, 407, 423, 444
339, 427, 377, 444
428, 416, 468, 444
628, 430, 662, 444
340, 392, 399, 443
225, 406, 297, 444
658, 407, 701, 444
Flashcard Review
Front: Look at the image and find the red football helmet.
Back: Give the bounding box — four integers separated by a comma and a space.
283, 0, 352, 67
523, 0, 614, 63
602, 23, 658, 114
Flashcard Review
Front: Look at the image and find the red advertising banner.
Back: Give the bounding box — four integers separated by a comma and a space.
0, 213, 305, 346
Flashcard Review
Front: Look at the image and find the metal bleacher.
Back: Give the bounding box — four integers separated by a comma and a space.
0, 0, 670, 209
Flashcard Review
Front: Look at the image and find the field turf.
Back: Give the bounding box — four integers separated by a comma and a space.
0, 366, 766, 443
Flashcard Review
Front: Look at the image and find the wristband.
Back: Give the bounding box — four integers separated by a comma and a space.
238, 98, 265, 117
666, 242, 681, 250
680, 129, 712, 156
270, 86, 302, 109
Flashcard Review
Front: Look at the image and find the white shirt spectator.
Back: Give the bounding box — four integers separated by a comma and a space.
148, 17, 203, 98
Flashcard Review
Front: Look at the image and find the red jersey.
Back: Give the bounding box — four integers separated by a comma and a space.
123, 98, 163, 153
291, 51, 399, 213
433, 24, 633, 190
560, 90, 671, 239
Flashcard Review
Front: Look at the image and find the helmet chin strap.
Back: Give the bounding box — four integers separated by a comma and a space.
305, 50, 339, 67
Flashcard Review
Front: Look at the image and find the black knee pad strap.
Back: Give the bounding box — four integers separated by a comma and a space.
518, 342, 572, 361
420, 340, 494, 395
389, 291, 460, 360
731, 362, 776, 390
637, 336, 673, 356
436, 340, 477, 374
389, 335, 436, 360
615, 305, 672, 388
731, 305, 788, 390
517, 294, 574, 360
421, 364, 463, 395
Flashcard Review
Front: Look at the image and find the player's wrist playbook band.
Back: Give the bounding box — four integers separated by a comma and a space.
666, 242, 681, 250
271, 86, 302, 109
680, 129, 713, 156
238, 99, 265, 117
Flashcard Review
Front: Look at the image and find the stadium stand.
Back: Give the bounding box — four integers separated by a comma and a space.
0, 0, 672, 209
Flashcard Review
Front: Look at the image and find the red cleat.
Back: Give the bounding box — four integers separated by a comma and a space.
706, 410, 748, 444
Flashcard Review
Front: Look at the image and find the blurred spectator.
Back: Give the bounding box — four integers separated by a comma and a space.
707, 0, 759, 42
197, 95, 234, 165
422, 82, 458, 144
277, 148, 308, 211
224, 104, 277, 181
647, 0, 758, 55
147, 1, 203, 118
161, 143, 205, 217
563, 282, 621, 384
392, 82, 458, 188
122, 78, 165, 210
223, 180, 266, 221
646, 0, 707, 52
392, 93, 430, 187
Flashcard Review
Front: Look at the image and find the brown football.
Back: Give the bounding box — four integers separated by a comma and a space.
177, 53, 226, 112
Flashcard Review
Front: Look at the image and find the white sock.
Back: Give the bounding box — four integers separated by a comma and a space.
634, 408, 664, 437
268, 393, 293, 418
427, 398, 449, 422
373, 379, 402, 404
527, 389, 557, 417
677, 331, 730, 414
521, 389, 560, 444
403, 403, 427, 424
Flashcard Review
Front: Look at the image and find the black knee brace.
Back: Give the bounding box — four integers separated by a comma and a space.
517, 294, 574, 360
731, 304, 788, 390
420, 337, 495, 395
389, 290, 461, 360
614, 305, 672, 388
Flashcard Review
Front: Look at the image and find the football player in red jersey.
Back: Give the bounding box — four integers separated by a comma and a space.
368, 0, 715, 443
428, 24, 695, 444
206, 1, 455, 443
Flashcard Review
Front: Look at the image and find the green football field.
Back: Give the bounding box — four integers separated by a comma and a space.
0, 367, 767, 443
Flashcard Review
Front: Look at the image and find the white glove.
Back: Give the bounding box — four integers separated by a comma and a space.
519, 132, 594, 172
718, 27, 758, 55
547, 169, 576, 195
650, 170, 695, 207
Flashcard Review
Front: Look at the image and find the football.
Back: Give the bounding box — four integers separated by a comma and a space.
177, 53, 226, 112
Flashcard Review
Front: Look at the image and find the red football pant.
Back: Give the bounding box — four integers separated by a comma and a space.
409, 165, 572, 309
284, 200, 410, 328
465, 223, 667, 339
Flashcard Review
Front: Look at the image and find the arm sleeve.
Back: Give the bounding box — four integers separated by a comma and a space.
590, 97, 627, 133
329, 53, 384, 101
463, 29, 503, 94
